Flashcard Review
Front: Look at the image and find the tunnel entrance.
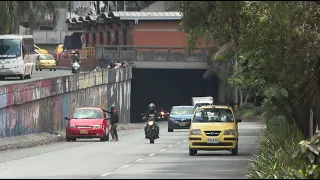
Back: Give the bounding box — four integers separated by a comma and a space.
130, 68, 219, 123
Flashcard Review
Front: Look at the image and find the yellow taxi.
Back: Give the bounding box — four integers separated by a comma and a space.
35, 54, 57, 71
188, 105, 241, 156
34, 44, 48, 54
55, 44, 64, 53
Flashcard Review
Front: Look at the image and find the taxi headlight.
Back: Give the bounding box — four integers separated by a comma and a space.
190, 129, 201, 135
224, 129, 236, 135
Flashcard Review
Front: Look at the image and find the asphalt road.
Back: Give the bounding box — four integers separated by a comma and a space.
0, 69, 72, 86
0, 121, 262, 179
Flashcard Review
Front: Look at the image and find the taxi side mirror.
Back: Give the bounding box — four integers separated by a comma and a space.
236, 118, 242, 123
64, 117, 70, 120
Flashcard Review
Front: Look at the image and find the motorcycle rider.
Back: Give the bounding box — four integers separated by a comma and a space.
144, 103, 160, 139
72, 50, 80, 63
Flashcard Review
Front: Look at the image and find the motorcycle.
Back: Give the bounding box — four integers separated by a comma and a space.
141, 113, 159, 144
71, 61, 81, 74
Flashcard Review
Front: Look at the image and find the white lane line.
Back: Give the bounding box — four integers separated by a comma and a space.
177, 142, 181, 144
136, 158, 144, 162
183, 140, 187, 142
160, 149, 166, 152
168, 145, 173, 148
100, 172, 111, 177
120, 164, 130, 168
148, 153, 156, 157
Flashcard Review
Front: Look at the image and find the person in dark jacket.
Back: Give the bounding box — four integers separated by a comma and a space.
104, 106, 119, 141
144, 103, 160, 139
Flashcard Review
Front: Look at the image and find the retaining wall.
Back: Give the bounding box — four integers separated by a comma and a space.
0, 68, 132, 138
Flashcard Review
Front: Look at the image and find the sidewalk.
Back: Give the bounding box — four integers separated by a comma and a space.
0, 123, 144, 152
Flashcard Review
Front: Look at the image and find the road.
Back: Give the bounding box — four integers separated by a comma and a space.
0, 121, 262, 179
0, 69, 72, 86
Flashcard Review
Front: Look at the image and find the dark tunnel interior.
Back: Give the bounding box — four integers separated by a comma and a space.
130, 68, 219, 123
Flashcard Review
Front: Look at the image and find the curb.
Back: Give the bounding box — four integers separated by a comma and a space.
0, 124, 143, 152
0, 133, 65, 152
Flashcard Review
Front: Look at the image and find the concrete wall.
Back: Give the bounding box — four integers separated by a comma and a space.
33, 30, 80, 45
0, 68, 132, 138
141, 1, 177, 12
133, 21, 187, 47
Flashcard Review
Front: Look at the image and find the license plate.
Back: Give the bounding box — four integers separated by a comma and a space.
179, 122, 186, 126
80, 130, 88, 134
207, 138, 219, 144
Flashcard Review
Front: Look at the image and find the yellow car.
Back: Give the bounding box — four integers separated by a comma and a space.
188, 105, 241, 156
55, 44, 64, 53
35, 54, 57, 71
34, 44, 48, 54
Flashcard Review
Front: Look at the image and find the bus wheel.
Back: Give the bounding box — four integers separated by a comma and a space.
19, 74, 24, 80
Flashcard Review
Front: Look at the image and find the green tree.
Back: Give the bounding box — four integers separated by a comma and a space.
180, 1, 320, 137
0, 1, 63, 34
179, 1, 244, 106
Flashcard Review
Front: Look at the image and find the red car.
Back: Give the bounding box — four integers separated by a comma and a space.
65, 107, 110, 142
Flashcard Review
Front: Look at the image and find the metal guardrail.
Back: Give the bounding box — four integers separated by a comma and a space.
94, 45, 209, 62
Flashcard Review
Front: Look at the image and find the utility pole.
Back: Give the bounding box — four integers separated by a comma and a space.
116, 1, 118, 11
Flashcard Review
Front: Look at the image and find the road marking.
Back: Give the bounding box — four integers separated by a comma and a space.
100, 172, 111, 177
120, 164, 130, 168
183, 140, 187, 142
97, 141, 181, 178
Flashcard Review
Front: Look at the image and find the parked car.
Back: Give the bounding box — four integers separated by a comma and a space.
167, 106, 195, 132
188, 105, 242, 156
35, 54, 57, 71
65, 107, 110, 142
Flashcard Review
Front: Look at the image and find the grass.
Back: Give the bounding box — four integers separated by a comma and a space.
246, 116, 308, 179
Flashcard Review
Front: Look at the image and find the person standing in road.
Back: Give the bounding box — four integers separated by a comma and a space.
104, 106, 119, 141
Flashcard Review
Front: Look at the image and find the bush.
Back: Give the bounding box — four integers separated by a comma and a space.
246, 116, 307, 179
236, 106, 263, 119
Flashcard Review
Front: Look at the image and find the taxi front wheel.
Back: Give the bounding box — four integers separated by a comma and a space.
189, 147, 197, 156
231, 143, 239, 156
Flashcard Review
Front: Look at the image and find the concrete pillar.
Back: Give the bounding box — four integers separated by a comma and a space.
218, 79, 226, 104
96, 24, 103, 45
112, 24, 117, 45
119, 23, 125, 45
89, 32, 94, 47
128, 22, 134, 45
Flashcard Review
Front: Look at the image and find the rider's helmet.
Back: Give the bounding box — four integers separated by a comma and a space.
109, 105, 115, 112
148, 103, 156, 110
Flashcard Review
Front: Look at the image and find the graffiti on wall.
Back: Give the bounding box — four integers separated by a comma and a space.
0, 68, 132, 138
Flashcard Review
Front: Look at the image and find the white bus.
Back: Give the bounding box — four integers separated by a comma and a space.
0, 35, 36, 80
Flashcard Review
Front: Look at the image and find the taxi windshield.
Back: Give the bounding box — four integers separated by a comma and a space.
39, 55, 54, 60
72, 109, 103, 119
193, 108, 234, 123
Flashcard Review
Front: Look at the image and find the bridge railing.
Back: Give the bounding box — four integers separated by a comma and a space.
94, 45, 209, 62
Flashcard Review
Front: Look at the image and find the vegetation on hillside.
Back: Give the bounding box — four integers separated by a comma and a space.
179, 1, 320, 138
179, 1, 320, 178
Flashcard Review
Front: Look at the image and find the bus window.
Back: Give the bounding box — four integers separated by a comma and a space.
0, 39, 22, 58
